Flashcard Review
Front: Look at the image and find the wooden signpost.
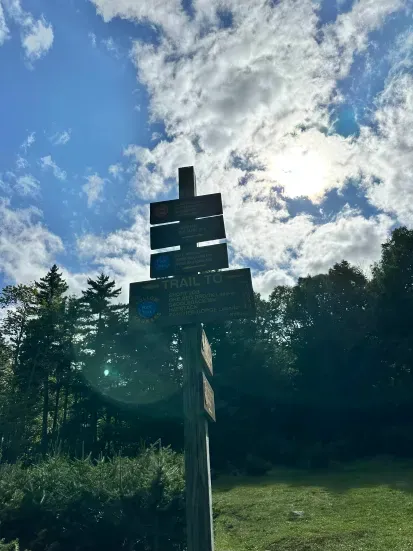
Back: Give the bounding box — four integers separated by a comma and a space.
129, 166, 256, 551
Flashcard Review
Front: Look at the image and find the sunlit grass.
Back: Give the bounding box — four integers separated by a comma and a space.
213, 461, 413, 551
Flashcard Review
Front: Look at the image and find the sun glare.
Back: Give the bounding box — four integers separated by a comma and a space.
270, 147, 330, 201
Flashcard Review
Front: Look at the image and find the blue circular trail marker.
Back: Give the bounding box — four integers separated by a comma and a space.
154, 254, 171, 271
137, 300, 159, 320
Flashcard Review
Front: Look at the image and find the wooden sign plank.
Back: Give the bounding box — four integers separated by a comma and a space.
150, 194, 222, 225
129, 268, 256, 328
150, 215, 225, 250
202, 373, 216, 422
201, 329, 213, 377
150, 243, 228, 278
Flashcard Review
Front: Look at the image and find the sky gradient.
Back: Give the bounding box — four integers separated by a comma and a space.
1, 0, 413, 300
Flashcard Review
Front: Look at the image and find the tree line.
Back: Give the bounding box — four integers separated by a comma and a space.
1, 226, 413, 469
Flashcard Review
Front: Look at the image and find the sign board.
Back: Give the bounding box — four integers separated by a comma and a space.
150, 194, 222, 225
201, 329, 213, 376
150, 216, 225, 250
202, 373, 216, 422
129, 268, 255, 328
150, 244, 228, 278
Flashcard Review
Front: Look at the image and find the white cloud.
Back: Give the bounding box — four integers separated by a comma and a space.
323, 0, 405, 78
22, 17, 54, 61
80, 0, 406, 297
50, 130, 71, 146
291, 208, 394, 277
76, 205, 150, 301
102, 36, 121, 57
88, 31, 97, 47
15, 174, 40, 197
0, 1, 9, 45
108, 163, 123, 179
355, 72, 413, 225
16, 154, 28, 170
20, 132, 35, 151
3, 1, 54, 62
39, 155, 67, 180
253, 269, 295, 298
0, 199, 63, 284
89, 0, 190, 44
83, 173, 106, 207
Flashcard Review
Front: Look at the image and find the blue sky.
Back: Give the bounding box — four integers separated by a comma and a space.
0, 0, 412, 299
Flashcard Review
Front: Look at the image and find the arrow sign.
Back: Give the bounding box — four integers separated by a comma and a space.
150, 193, 223, 225
201, 329, 213, 377
150, 215, 226, 250
202, 373, 216, 422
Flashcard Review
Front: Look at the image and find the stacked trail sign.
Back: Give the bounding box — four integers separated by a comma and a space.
129, 166, 256, 551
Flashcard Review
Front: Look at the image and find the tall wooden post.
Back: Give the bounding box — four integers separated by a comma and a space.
179, 167, 215, 551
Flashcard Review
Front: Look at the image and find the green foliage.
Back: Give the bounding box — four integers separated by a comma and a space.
0, 447, 185, 551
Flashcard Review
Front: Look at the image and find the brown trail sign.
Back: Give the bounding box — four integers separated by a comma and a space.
201, 329, 213, 377
202, 373, 216, 422
150, 193, 222, 224
150, 243, 228, 279
150, 214, 225, 250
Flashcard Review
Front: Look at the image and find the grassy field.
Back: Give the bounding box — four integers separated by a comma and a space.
213, 460, 413, 551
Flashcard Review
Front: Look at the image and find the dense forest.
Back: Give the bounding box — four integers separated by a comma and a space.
2, 227, 413, 470
1, 226, 413, 550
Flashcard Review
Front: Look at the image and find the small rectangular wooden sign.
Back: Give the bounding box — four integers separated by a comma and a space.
201, 329, 213, 376
150, 216, 226, 250
150, 193, 222, 225
202, 373, 216, 422
150, 243, 228, 278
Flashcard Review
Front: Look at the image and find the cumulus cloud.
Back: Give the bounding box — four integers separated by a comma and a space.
16, 154, 28, 170
83, 173, 106, 207
20, 131, 35, 152
15, 174, 40, 197
82, 0, 407, 294
108, 163, 123, 179
50, 130, 71, 146
0, 1, 9, 45
39, 155, 67, 180
3, 0, 54, 62
22, 17, 53, 61
357, 71, 413, 225
89, 0, 190, 44
0, 199, 63, 284
77, 206, 150, 301
323, 0, 405, 77
290, 208, 394, 277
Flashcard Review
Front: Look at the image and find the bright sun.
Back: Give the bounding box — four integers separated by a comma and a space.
270, 147, 330, 201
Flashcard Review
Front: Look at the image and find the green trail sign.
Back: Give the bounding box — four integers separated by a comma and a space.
150, 215, 225, 250
150, 193, 222, 225
129, 268, 255, 328
150, 243, 228, 278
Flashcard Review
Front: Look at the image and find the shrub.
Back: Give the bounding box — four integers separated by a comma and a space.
0, 446, 185, 551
